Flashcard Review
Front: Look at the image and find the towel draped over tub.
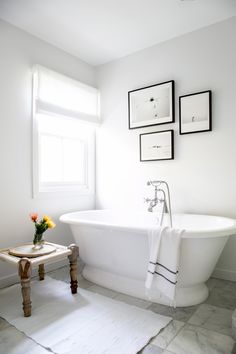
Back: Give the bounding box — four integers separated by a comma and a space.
145, 226, 184, 305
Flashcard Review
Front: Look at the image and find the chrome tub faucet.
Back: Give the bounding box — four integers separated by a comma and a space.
144, 180, 173, 227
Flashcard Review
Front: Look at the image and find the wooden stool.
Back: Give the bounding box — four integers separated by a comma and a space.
0, 243, 79, 317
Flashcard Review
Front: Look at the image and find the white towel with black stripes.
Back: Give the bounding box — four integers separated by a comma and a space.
145, 226, 184, 304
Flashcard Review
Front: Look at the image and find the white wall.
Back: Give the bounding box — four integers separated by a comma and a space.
0, 20, 96, 285
1, 16, 236, 285
96, 17, 236, 280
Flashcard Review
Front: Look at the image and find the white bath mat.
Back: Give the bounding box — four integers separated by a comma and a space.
0, 277, 171, 354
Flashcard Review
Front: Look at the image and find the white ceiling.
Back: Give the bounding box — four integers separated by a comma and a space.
0, 0, 236, 66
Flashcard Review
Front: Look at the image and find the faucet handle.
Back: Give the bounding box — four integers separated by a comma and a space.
144, 198, 151, 203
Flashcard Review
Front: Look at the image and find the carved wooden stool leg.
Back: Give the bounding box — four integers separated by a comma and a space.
18, 258, 32, 317
68, 244, 79, 294
38, 264, 45, 281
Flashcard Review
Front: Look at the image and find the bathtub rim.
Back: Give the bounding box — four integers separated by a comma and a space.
60, 209, 236, 239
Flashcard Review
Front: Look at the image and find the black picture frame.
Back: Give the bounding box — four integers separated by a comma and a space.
139, 130, 174, 162
128, 80, 175, 129
179, 90, 212, 135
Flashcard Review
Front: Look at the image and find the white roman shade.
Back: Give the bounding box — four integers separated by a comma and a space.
33, 65, 100, 124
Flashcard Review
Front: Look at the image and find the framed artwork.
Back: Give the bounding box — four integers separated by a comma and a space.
128, 80, 175, 129
139, 130, 174, 162
179, 90, 212, 135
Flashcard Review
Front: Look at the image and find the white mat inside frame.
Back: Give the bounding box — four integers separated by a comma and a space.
0, 277, 171, 354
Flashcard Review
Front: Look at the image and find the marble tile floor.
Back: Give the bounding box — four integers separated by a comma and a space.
0, 265, 236, 354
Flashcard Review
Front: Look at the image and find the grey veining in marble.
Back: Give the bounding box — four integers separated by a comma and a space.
232, 308, 236, 339
0, 316, 10, 330
167, 324, 235, 354
148, 302, 197, 322
151, 320, 185, 348
0, 325, 49, 354
206, 278, 236, 310
1, 266, 236, 354
114, 293, 151, 309
141, 344, 175, 353
77, 275, 95, 289
141, 344, 164, 353
141, 344, 176, 354
232, 343, 236, 354
188, 303, 233, 336
206, 277, 218, 291
87, 284, 118, 298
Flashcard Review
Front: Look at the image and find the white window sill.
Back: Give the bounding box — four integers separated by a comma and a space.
33, 185, 95, 199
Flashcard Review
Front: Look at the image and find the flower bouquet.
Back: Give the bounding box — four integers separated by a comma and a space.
30, 213, 56, 249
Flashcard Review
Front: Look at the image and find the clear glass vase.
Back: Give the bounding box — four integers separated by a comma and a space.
33, 234, 44, 250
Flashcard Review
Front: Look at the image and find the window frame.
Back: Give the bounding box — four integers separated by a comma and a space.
32, 68, 97, 199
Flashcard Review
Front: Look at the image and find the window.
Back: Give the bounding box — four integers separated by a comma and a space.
32, 66, 99, 197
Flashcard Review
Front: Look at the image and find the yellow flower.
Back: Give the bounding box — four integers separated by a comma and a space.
46, 220, 56, 229
43, 215, 51, 222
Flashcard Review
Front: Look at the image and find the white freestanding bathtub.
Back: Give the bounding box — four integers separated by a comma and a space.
60, 210, 236, 307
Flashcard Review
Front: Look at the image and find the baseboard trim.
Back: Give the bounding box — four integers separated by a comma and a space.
0, 259, 68, 289
212, 267, 236, 282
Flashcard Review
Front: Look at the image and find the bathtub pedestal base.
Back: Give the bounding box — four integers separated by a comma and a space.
83, 266, 209, 307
